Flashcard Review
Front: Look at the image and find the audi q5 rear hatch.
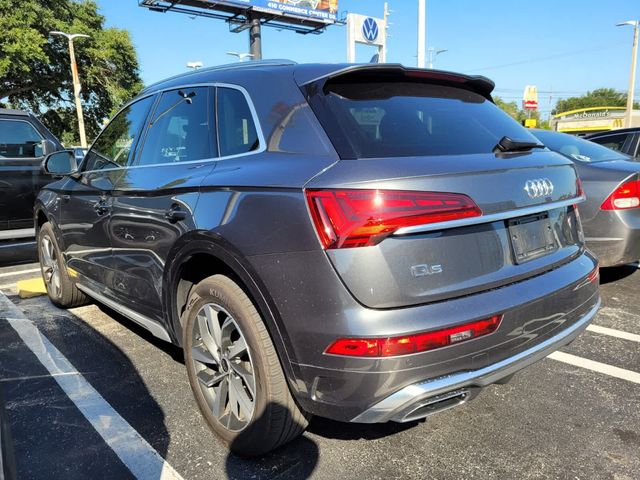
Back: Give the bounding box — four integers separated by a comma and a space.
300, 66, 585, 308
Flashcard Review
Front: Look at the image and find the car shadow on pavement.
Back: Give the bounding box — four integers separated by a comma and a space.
225, 422, 319, 480
599, 263, 638, 285
307, 415, 421, 441
94, 303, 185, 364
0, 295, 173, 480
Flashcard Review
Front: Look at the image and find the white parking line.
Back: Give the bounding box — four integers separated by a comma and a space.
0, 268, 40, 279
548, 351, 640, 384
1, 293, 184, 480
586, 324, 640, 343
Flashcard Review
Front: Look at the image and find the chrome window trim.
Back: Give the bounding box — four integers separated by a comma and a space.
79, 82, 266, 174
0, 118, 45, 160
394, 196, 585, 236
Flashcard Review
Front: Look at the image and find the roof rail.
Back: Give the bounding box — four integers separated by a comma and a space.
141, 59, 297, 94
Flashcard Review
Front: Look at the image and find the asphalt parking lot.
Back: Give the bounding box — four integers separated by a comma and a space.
0, 262, 638, 480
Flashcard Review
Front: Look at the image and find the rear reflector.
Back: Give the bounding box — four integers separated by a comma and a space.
601, 177, 640, 210
325, 315, 502, 357
306, 189, 482, 249
587, 264, 600, 284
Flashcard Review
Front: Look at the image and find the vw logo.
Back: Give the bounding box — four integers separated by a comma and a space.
524, 178, 554, 199
362, 17, 379, 43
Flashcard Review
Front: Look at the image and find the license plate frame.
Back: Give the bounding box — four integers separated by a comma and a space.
508, 213, 557, 264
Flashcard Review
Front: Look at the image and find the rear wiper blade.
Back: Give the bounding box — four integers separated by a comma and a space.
493, 136, 545, 153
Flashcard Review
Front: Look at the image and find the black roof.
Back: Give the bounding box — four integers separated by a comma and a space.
0, 108, 31, 117
139, 60, 495, 99
584, 127, 640, 138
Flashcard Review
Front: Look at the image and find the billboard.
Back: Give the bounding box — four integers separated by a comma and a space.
196, 0, 338, 24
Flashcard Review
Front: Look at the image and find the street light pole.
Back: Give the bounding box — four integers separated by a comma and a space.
50, 31, 90, 148
618, 21, 639, 128
417, 0, 426, 68
428, 48, 447, 69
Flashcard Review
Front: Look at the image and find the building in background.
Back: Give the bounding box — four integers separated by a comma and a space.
551, 106, 640, 135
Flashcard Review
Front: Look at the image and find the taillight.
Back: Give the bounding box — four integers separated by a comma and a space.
576, 177, 584, 198
305, 189, 482, 249
587, 264, 600, 284
325, 315, 502, 357
601, 177, 640, 210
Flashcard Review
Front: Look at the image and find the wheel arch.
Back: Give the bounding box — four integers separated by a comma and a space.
163, 231, 301, 387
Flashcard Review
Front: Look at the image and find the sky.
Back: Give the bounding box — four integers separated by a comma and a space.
96, 0, 640, 118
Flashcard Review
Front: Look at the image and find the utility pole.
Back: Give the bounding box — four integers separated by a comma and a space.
618, 21, 639, 128
248, 13, 262, 60
417, 0, 426, 68
50, 31, 90, 147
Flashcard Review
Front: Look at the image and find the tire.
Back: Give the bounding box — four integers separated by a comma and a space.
37, 222, 88, 308
182, 274, 308, 456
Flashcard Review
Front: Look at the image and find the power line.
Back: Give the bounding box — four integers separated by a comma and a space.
464, 42, 627, 73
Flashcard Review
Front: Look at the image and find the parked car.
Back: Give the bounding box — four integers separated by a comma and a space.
0, 108, 63, 264
584, 127, 640, 160
531, 129, 640, 267
34, 62, 600, 456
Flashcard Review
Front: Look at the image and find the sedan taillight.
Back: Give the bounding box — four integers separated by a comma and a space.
305, 189, 482, 249
601, 177, 640, 210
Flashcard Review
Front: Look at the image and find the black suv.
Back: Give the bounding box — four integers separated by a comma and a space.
0, 109, 63, 263
35, 62, 599, 456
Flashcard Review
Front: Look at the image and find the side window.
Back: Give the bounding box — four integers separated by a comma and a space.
217, 87, 259, 157
590, 133, 628, 152
137, 87, 213, 166
83, 95, 154, 172
0, 119, 44, 159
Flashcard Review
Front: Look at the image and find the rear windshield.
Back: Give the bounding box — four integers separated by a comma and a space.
532, 129, 630, 163
314, 82, 538, 158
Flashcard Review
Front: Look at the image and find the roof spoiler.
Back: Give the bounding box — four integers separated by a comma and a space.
298, 64, 495, 100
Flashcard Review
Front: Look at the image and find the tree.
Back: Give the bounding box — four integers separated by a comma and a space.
0, 0, 142, 144
552, 88, 639, 115
494, 96, 527, 123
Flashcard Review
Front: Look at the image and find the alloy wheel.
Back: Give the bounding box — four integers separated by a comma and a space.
40, 235, 61, 298
191, 303, 256, 432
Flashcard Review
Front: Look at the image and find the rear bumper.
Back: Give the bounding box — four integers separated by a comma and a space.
250, 249, 599, 422
583, 209, 640, 267
586, 234, 640, 267
351, 299, 599, 423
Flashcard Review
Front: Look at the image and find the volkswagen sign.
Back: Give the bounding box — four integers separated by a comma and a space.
362, 17, 379, 42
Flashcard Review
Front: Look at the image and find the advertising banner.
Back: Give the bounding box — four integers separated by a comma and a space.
206, 0, 339, 24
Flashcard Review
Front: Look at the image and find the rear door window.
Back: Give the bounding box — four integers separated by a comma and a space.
588, 133, 629, 152
312, 81, 539, 159
216, 87, 259, 157
0, 119, 44, 158
137, 87, 214, 166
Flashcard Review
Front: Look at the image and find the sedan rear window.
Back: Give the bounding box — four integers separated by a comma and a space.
533, 129, 629, 163
313, 82, 538, 159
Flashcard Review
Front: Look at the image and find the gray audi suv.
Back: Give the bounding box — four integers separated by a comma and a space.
35, 61, 600, 456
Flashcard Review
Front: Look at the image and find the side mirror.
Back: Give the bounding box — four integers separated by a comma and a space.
44, 150, 78, 176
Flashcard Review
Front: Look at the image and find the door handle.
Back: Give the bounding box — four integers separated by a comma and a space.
164, 205, 187, 223
93, 200, 110, 215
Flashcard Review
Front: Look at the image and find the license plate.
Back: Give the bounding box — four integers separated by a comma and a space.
508, 213, 557, 264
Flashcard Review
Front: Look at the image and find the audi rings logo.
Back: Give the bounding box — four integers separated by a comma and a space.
524, 178, 554, 199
